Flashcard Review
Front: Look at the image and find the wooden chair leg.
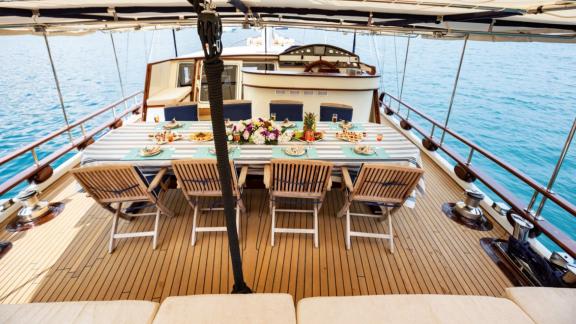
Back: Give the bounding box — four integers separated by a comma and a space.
388, 210, 394, 253
153, 208, 160, 249
109, 202, 122, 253
337, 199, 352, 218
271, 202, 276, 247
191, 204, 199, 246
345, 208, 351, 250
313, 205, 319, 248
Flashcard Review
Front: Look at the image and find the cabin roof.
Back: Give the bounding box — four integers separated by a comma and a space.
0, 0, 574, 42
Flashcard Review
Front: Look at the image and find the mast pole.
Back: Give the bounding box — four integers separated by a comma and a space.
43, 30, 73, 143
399, 35, 411, 117
172, 28, 179, 57
110, 32, 127, 113
533, 118, 576, 219
440, 34, 469, 145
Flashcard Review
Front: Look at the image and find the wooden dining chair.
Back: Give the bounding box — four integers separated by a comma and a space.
223, 100, 252, 120
338, 164, 424, 251
70, 165, 173, 253
172, 159, 248, 246
264, 159, 333, 248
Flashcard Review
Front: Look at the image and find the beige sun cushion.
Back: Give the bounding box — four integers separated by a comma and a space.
153, 293, 296, 324
505, 287, 576, 324
297, 294, 535, 324
0, 300, 159, 324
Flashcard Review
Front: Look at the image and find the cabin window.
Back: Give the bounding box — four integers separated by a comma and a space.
243, 62, 275, 71
200, 65, 238, 101
178, 63, 195, 87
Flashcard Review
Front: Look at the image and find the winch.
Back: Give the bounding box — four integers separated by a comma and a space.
453, 189, 485, 221
16, 187, 50, 221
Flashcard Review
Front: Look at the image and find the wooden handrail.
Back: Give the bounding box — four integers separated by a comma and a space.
0, 91, 142, 167
0, 94, 142, 197
380, 93, 576, 258
382, 92, 576, 219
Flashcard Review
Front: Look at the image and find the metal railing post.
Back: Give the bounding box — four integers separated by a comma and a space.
534, 117, 576, 219
398, 36, 411, 117
440, 34, 469, 145
43, 30, 74, 144
110, 32, 126, 115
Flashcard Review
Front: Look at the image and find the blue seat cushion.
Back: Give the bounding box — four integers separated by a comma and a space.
320, 105, 353, 122
223, 101, 252, 120
164, 104, 198, 121
270, 102, 304, 121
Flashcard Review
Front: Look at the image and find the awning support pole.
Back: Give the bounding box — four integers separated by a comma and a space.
172, 28, 179, 57
352, 30, 357, 54
440, 34, 469, 145
190, 0, 251, 294
398, 36, 410, 117
43, 30, 73, 144
110, 32, 126, 114
533, 117, 576, 219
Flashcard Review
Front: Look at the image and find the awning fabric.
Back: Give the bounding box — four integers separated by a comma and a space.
0, 0, 575, 42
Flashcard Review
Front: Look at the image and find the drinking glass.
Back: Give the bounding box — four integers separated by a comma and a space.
270, 112, 276, 121
154, 115, 160, 124
331, 113, 338, 123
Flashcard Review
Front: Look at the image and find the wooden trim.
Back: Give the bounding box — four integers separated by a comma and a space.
142, 63, 153, 121
320, 102, 353, 109
243, 83, 377, 92
242, 69, 380, 79
223, 99, 251, 105
270, 99, 303, 105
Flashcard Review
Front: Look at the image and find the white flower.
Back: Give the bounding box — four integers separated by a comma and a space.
243, 130, 250, 140
237, 123, 246, 132
278, 131, 293, 144
227, 134, 233, 141
252, 133, 265, 145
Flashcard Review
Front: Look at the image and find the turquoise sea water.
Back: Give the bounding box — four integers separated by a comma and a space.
0, 28, 574, 250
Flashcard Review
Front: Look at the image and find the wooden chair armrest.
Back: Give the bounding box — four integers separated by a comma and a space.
341, 167, 354, 192
148, 168, 168, 193
263, 164, 271, 189
327, 176, 333, 191
238, 166, 249, 188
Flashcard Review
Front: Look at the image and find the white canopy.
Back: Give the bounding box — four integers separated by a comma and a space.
0, 0, 575, 42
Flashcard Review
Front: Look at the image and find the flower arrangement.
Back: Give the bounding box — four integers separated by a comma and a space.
227, 118, 292, 145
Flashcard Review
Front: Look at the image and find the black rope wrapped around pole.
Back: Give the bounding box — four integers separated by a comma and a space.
190, 0, 251, 294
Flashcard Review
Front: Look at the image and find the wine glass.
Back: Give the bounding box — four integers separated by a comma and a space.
270, 112, 276, 121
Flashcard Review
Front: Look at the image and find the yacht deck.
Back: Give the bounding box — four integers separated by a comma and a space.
0, 152, 513, 304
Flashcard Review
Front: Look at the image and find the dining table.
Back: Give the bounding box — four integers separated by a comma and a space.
81, 120, 425, 206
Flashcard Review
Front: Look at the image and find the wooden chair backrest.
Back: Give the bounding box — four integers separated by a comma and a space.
172, 159, 239, 197
71, 165, 151, 204
270, 159, 333, 197
352, 164, 424, 204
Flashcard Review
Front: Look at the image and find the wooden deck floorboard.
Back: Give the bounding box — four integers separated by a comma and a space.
0, 154, 513, 304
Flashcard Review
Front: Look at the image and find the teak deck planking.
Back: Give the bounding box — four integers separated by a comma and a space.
0, 154, 513, 304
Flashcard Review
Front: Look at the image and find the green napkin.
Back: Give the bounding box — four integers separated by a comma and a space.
341, 146, 389, 159
194, 147, 241, 159
122, 147, 175, 160
272, 146, 318, 159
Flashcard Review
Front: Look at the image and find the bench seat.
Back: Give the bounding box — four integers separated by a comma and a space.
505, 287, 576, 324
297, 294, 534, 324
152, 293, 296, 324
147, 87, 191, 107
0, 300, 159, 324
